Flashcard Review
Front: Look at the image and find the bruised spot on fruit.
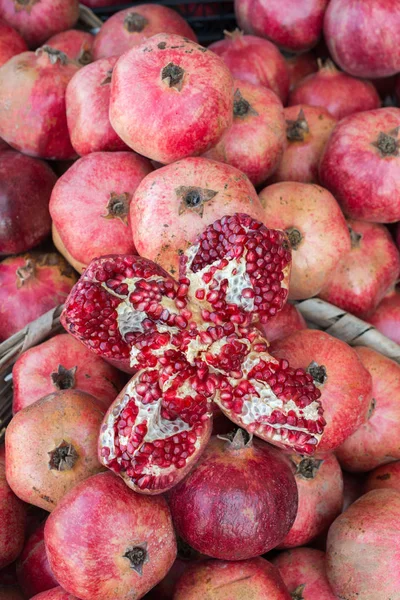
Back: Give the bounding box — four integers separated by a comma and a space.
100, 69, 113, 86
307, 361, 327, 386
48, 440, 79, 471
161, 62, 185, 91
371, 129, 400, 157
32, 487, 55, 505
157, 42, 167, 49
36, 46, 68, 66
285, 227, 303, 251
124, 13, 149, 33
294, 457, 324, 479
176, 186, 218, 217
286, 109, 309, 142
233, 89, 258, 119
368, 397, 377, 419
51, 364, 77, 390
102, 192, 131, 225
291, 584, 306, 600
377, 473, 391, 481
123, 542, 149, 575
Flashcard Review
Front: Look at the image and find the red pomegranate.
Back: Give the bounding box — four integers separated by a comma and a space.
173, 558, 291, 599
29, 590, 78, 600
285, 52, 318, 91
50, 152, 152, 273
93, 4, 196, 60
365, 461, 400, 494
257, 302, 306, 343
0, 447, 26, 569
367, 289, 400, 345
45, 30, 93, 66
168, 430, 298, 560
270, 105, 337, 184
5, 389, 105, 511
0, 0, 79, 48
16, 522, 58, 598
130, 158, 264, 277
204, 81, 286, 187
342, 471, 365, 512
273, 548, 337, 599
271, 330, 372, 454
12, 333, 123, 413
259, 182, 350, 300
0, 253, 77, 341
0, 47, 79, 159
235, 0, 329, 52
279, 453, 343, 548
336, 346, 400, 472
323, 0, 400, 78
289, 60, 380, 120
66, 57, 128, 156
327, 489, 400, 599
209, 31, 289, 103
45, 471, 176, 600
0, 20, 27, 66
319, 108, 400, 223
110, 34, 233, 164
319, 220, 400, 318
0, 150, 57, 255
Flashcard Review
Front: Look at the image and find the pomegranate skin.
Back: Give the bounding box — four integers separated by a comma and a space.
257, 303, 307, 343
272, 548, 337, 599
110, 34, 233, 164
209, 32, 289, 103
45, 30, 93, 66
271, 330, 372, 454
131, 157, 264, 277
259, 182, 351, 300
365, 461, 400, 494
289, 60, 380, 120
168, 432, 298, 560
173, 558, 291, 599
16, 523, 58, 598
336, 347, 400, 472
0, 48, 79, 160
66, 57, 128, 156
0, 151, 57, 256
44, 472, 177, 600
327, 489, 400, 599
0, 0, 79, 48
50, 152, 152, 273
319, 220, 400, 319
285, 53, 318, 91
270, 105, 337, 184
367, 290, 400, 345
5, 390, 105, 511
279, 454, 343, 548
323, 0, 400, 78
0, 20, 27, 66
235, 0, 329, 52
204, 80, 286, 186
12, 333, 123, 414
30, 588, 81, 600
0, 253, 77, 342
0, 448, 27, 569
319, 108, 400, 223
93, 4, 196, 60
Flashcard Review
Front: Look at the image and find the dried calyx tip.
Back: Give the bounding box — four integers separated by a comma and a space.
48, 440, 78, 471
295, 457, 323, 479
307, 361, 327, 385
286, 109, 309, 142
124, 12, 148, 32
161, 62, 185, 90
51, 365, 77, 390
36, 45, 68, 65
218, 427, 252, 449
372, 129, 400, 157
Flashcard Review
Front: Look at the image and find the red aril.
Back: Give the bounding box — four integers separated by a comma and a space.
0, 448, 26, 569
257, 303, 306, 343
16, 522, 58, 598
285, 52, 318, 91
0, 253, 77, 342
204, 81, 286, 187
367, 289, 400, 345
29, 590, 78, 600
0, 21, 27, 66
365, 461, 400, 494
209, 31, 289, 103
45, 30, 93, 66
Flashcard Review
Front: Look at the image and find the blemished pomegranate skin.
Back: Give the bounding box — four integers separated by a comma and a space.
365, 461, 400, 494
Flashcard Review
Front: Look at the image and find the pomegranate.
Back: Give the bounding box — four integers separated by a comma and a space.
257, 302, 307, 343
367, 289, 400, 345
0, 253, 77, 342
271, 330, 372, 454
319, 220, 400, 318
259, 182, 350, 300
110, 34, 233, 164
0, 0, 79, 48
16, 522, 58, 597
365, 461, 400, 494
145, 555, 196, 600
50, 152, 152, 273
235, 0, 329, 52
168, 430, 298, 560
319, 107, 400, 223
66, 57, 129, 156
45, 30, 93, 66
0, 150, 57, 256
30, 590, 78, 600
173, 558, 291, 599
289, 60, 380, 120
0, 47, 79, 160
209, 31, 289, 103
327, 489, 400, 599
131, 158, 264, 277
0, 447, 26, 569
272, 548, 337, 599
342, 471, 365, 512
270, 105, 337, 184
324, 0, 400, 78
204, 81, 286, 187
285, 52, 318, 91
81, 0, 131, 6
336, 346, 400, 472
0, 20, 27, 66
5, 389, 105, 511
12, 333, 123, 414
92, 4, 196, 60
45, 471, 176, 600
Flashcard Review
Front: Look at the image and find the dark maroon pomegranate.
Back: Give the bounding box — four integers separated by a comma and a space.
16, 522, 58, 597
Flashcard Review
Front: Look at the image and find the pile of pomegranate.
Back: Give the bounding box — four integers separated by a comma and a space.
0, 0, 400, 598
